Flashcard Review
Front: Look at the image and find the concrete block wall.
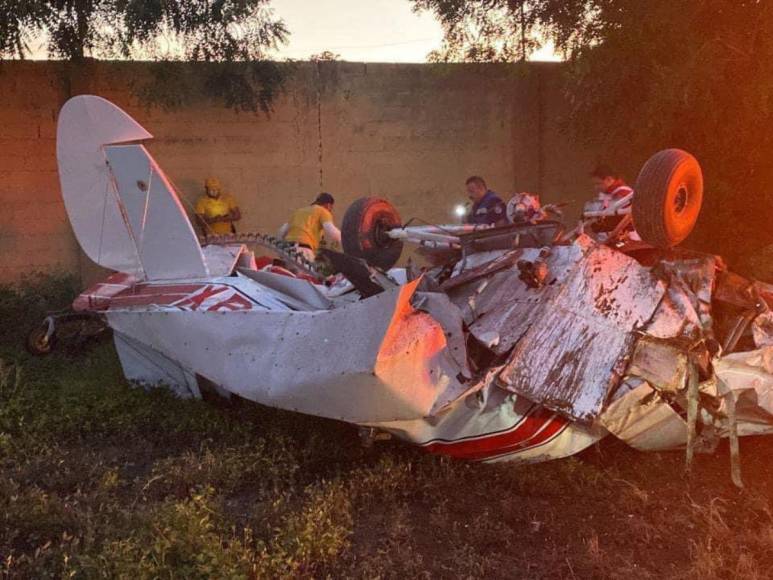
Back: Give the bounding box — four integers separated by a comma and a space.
0, 61, 597, 285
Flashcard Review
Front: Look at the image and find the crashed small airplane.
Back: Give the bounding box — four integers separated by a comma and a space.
31, 95, 773, 478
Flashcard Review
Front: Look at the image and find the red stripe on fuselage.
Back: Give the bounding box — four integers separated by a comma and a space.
108, 284, 205, 308
422, 408, 569, 461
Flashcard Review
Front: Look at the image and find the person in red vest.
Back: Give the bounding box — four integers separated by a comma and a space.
590, 165, 633, 208
587, 165, 640, 241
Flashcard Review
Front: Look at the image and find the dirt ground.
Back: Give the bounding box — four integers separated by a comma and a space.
2, 280, 773, 578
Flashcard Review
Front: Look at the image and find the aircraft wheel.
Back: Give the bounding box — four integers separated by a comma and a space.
633, 149, 704, 248
26, 323, 56, 356
342, 197, 404, 270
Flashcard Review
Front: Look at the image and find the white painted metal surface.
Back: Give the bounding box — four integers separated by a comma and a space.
713, 347, 773, 437
57, 95, 207, 280
201, 245, 245, 278
107, 279, 468, 423
369, 370, 604, 464
497, 243, 664, 421
239, 269, 333, 310
57, 95, 150, 277
104, 144, 207, 280
460, 240, 665, 422
599, 379, 688, 450
114, 332, 201, 399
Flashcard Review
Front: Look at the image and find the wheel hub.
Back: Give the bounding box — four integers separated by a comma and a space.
674, 185, 688, 214
373, 219, 396, 247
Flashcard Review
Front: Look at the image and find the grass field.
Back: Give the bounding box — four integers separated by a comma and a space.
3, 277, 773, 579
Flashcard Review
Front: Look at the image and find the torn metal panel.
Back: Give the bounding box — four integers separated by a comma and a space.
413, 291, 472, 380
715, 269, 759, 309
711, 347, 773, 436
202, 244, 245, 277
238, 268, 333, 310
459, 240, 593, 355
627, 336, 689, 393
654, 255, 718, 335
108, 279, 468, 423
499, 242, 665, 422
440, 250, 523, 292
451, 250, 510, 277
599, 379, 688, 451
641, 289, 701, 340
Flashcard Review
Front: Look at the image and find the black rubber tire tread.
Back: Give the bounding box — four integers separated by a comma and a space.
26, 325, 55, 356
342, 197, 404, 270
632, 149, 704, 248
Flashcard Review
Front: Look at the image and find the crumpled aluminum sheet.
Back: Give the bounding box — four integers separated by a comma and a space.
451, 239, 593, 354
599, 378, 688, 451
413, 291, 472, 380
108, 278, 471, 423
496, 241, 665, 422
627, 336, 689, 393
710, 347, 773, 436
646, 254, 718, 339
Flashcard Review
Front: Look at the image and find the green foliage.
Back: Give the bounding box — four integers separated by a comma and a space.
134, 59, 292, 113
414, 0, 542, 62
83, 488, 257, 578
0, 1, 290, 112
0, 273, 79, 349
4, 340, 773, 577
414, 0, 773, 265
0, 0, 288, 61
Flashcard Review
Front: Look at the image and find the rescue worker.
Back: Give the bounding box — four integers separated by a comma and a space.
195, 177, 241, 235
590, 165, 633, 207
588, 165, 640, 241
464, 176, 506, 226
278, 193, 342, 262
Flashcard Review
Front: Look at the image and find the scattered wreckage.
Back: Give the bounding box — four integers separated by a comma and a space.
31, 95, 773, 485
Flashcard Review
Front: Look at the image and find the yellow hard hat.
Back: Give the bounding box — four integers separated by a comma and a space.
204, 177, 222, 194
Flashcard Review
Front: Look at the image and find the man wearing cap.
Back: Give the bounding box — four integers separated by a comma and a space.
278, 193, 342, 262
464, 176, 507, 226
195, 177, 242, 235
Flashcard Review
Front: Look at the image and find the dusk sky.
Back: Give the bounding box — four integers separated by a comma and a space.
273, 0, 446, 62
273, 0, 559, 62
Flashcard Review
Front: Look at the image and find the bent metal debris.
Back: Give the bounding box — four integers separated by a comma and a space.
34, 95, 773, 487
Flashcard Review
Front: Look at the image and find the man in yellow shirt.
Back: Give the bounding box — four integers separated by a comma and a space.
278, 193, 342, 262
195, 177, 241, 235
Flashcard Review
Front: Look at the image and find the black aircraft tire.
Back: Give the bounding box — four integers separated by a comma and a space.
633, 148, 704, 248
341, 197, 404, 270
26, 324, 55, 356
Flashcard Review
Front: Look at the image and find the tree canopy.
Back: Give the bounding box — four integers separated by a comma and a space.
414, 0, 773, 266
0, 0, 289, 112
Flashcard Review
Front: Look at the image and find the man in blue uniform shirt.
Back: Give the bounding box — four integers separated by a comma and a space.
464, 175, 507, 226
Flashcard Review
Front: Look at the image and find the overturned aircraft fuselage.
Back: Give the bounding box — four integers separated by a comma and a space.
50, 95, 773, 467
